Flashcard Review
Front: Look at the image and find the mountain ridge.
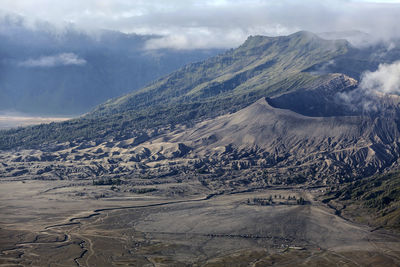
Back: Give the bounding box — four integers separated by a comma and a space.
93, 31, 350, 116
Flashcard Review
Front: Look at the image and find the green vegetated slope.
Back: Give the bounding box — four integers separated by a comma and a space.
0, 31, 351, 150
94, 31, 349, 115
323, 171, 400, 231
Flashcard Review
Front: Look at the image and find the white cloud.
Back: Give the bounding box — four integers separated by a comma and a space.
335, 61, 400, 112
18, 53, 87, 67
360, 61, 400, 94
144, 27, 289, 50
1, 0, 400, 49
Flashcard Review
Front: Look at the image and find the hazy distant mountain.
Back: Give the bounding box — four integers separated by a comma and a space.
0, 15, 222, 115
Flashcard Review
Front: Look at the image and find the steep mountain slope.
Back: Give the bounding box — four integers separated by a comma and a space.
0, 16, 221, 115
0, 31, 355, 149
93, 31, 350, 116
172, 96, 400, 181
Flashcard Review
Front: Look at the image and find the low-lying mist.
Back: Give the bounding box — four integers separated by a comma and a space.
0, 111, 70, 130
336, 60, 400, 113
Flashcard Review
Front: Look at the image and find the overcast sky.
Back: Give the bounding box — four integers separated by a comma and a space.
1, 0, 400, 49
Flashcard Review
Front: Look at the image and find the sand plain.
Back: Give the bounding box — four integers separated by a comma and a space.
1, 180, 399, 266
